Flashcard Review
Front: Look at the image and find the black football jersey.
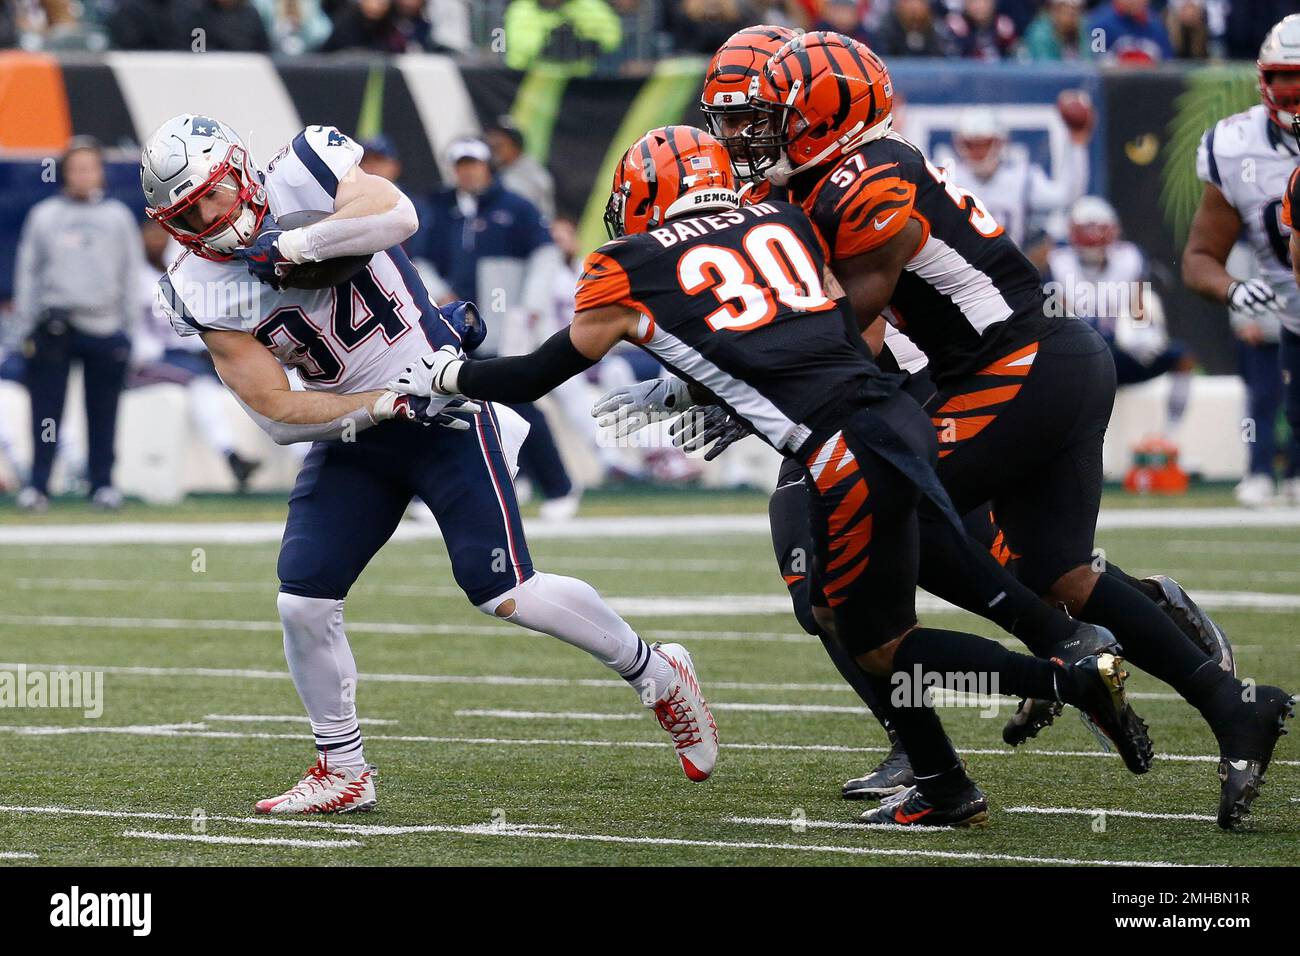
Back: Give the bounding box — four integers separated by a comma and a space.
1284, 165, 1299, 230
575, 201, 880, 452
790, 131, 1067, 384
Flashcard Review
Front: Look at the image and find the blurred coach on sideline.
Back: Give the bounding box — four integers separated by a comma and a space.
11, 137, 143, 511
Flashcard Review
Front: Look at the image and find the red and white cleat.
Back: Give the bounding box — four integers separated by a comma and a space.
650, 643, 719, 782
254, 759, 377, 814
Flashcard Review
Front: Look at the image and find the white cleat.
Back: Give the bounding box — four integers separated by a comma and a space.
254, 759, 377, 814
1234, 474, 1275, 509
650, 642, 718, 782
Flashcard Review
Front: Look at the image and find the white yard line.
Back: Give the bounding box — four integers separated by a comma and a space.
726, 815, 947, 833
1004, 806, 1218, 823
455, 709, 644, 721
2, 722, 1293, 767
203, 714, 399, 726
0, 851, 37, 859
121, 829, 360, 849
0, 804, 1185, 866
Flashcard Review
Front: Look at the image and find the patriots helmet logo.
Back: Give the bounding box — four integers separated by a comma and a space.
327, 129, 348, 147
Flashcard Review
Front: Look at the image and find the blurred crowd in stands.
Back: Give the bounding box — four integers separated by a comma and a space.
0, 0, 1288, 72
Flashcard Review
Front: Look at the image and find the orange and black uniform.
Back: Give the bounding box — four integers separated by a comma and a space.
791, 132, 1118, 595
1284, 166, 1300, 228
573, 200, 949, 648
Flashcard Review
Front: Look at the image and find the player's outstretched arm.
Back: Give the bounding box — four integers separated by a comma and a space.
203, 329, 395, 443
396, 305, 640, 405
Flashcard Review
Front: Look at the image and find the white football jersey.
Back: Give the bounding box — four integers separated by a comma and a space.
1046, 241, 1146, 337
1197, 104, 1300, 334
157, 125, 454, 392
936, 142, 1088, 248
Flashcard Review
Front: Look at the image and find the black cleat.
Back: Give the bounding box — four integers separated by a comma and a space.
1216, 686, 1295, 830
1003, 623, 1119, 747
227, 451, 262, 494
858, 780, 989, 828
1063, 652, 1154, 774
842, 737, 914, 800
1144, 574, 1235, 676
1003, 698, 1063, 746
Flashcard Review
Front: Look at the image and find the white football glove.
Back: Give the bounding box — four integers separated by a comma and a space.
591, 377, 694, 439
1228, 278, 1283, 317
388, 345, 465, 397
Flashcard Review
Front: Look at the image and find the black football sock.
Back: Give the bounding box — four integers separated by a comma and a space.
818, 630, 892, 734
863, 672, 965, 790
893, 627, 1067, 706
1101, 561, 1162, 603
917, 508, 1074, 655
1077, 573, 1237, 718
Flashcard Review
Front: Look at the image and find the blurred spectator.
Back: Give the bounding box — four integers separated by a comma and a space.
11, 138, 143, 511
253, 0, 332, 53
485, 117, 556, 221
130, 220, 262, 493
751, 0, 805, 30
393, 0, 448, 51
875, 0, 955, 57
1224, 0, 1293, 60
503, 0, 622, 74
356, 134, 436, 265
946, 0, 1017, 59
322, 0, 407, 52
814, 0, 872, 45
666, 0, 748, 56
1166, 0, 1209, 60
108, 0, 181, 49
174, 0, 271, 52
1046, 197, 1196, 440
1022, 0, 1089, 61
422, 137, 579, 517
1087, 0, 1173, 64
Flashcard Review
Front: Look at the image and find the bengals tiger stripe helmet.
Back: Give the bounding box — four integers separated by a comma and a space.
701, 24, 801, 178
603, 126, 739, 239
742, 31, 894, 186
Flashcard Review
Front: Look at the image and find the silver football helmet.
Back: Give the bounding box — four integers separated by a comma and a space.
1258, 14, 1300, 130
140, 113, 267, 260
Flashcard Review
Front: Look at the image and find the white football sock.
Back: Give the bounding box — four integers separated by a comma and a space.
277, 592, 367, 772
478, 571, 674, 703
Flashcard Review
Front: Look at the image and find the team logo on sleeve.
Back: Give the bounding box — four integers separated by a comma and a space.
326, 129, 349, 147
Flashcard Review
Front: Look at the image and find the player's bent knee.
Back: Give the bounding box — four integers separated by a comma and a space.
277, 591, 344, 640
1045, 565, 1100, 615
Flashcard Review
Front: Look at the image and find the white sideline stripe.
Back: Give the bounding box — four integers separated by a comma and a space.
203, 714, 399, 726
0, 805, 1180, 866
0, 851, 37, 859
122, 829, 360, 850
2, 723, 1293, 767
2, 507, 1299, 546
1004, 806, 1218, 823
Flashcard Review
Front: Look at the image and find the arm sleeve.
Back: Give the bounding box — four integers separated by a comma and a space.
286, 191, 419, 262
456, 326, 596, 404
11, 203, 45, 335
232, 392, 379, 446
1195, 126, 1223, 190
1026, 143, 1087, 212
289, 125, 366, 204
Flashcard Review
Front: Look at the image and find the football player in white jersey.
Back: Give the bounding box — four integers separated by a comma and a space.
140, 114, 718, 813
1184, 14, 1300, 506
936, 99, 1092, 256
1047, 196, 1196, 437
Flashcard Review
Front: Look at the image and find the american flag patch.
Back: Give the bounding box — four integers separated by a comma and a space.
689, 156, 713, 170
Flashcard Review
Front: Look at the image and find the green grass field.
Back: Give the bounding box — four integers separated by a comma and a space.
0, 489, 1296, 866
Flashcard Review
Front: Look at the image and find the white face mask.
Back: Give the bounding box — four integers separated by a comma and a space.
203, 204, 259, 254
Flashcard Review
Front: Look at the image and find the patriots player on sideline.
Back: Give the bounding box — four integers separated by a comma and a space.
731, 31, 1292, 828
139, 114, 718, 813
1184, 13, 1300, 507
390, 126, 1158, 829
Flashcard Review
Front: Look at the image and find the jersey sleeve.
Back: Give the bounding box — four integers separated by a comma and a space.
1284, 166, 1299, 229
1195, 124, 1224, 190
574, 245, 634, 312
285, 125, 365, 206
156, 272, 205, 338
810, 156, 918, 259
